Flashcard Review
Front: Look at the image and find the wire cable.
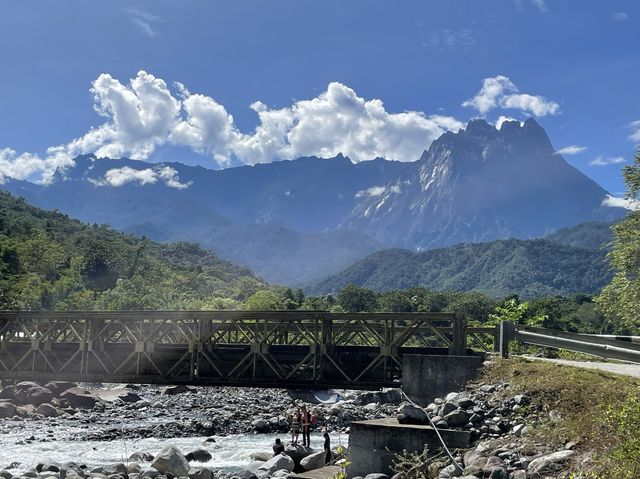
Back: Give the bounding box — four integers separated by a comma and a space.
400, 391, 464, 474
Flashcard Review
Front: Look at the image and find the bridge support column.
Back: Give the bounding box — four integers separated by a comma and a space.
402, 354, 484, 406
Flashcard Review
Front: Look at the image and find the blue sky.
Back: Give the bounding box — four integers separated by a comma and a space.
0, 0, 638, 195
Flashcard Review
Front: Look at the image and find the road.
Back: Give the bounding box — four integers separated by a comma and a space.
523, 355, 640, 378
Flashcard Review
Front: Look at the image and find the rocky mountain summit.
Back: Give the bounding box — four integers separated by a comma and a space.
1, 119, 623, 284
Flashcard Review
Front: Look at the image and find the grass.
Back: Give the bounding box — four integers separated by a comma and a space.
480, 357, 640, 477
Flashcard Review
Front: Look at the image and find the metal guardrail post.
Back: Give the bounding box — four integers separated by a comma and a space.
499, 321, 515, 358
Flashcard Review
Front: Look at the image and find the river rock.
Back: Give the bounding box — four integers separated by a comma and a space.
444, 410, 469, 427
160, 385, 195, 396
139, 469, 161, 479
0, 386, 15, 401
129, 452, 154, 463
36, 464, 60, 473
251, 419, 269, 432
364, 474, 389, 479
258, 454, 294, 475
441, 402, 458, 416
396, 403, 427, 424
527, 450, 574, 476
36, 403, 59, 417
233, 471, 257, 479
127, 465, 141, 474
151, 445, 190, 477
25, 385, 53, 406
187, 468, 213, 479
300, 451, 326, 471
0, 402, 17, 418
245, 462, 265, 474
60, 462, 85, 479
60, 388, 97, 409
0, 471, 11, 479
44, 382, 77, 397
102, 465, 128, 478
249, 453, 271, 462
185, 449, 212, 462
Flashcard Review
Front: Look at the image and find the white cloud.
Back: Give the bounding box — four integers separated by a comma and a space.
555, 145, 587, 155
462, 75, 560, 117
90, 165, 191, 189
531, 0, 548, 13
355, 184, 401, 198
612, 12, 628, 21
590, 155, 625, 166
629, 120, 640, 143
126, 9, 162, 37
495, 116, 519, 129
602, 195, 639, 211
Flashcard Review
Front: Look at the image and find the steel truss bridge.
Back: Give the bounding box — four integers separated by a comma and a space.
0, 311, 495, 389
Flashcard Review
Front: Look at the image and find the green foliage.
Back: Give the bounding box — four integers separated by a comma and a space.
0, 191, 267, 311
338, 284, 378, 312
598, 390, 640, 478
311, 235, 612, 299
597, 153, 640, 332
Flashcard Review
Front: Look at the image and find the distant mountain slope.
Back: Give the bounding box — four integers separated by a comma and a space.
308, 237, 612, 298
0, 191, 266, 310
1, 119, 625, 285
544, 221, 614, 250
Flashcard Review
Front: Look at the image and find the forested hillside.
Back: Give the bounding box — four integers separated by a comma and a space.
0, 192, 267, 310
309, 238, 611, 298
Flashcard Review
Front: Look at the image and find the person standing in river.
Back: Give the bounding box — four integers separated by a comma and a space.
301, 405, 311, 447
273, 438, 285, 456
323, 431, 331, 465
291, 409, 301, 445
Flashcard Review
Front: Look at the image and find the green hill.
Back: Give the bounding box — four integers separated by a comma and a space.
308, 237, 612, 298
544, 220, 614, 250
0, 191, 267, 310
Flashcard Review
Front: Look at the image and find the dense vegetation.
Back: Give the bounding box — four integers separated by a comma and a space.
597, 152, 640, 331
0, 191, 268, 310
309, 237, 611, 298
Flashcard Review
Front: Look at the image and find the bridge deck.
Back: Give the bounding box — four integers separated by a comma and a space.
0, 311, 493, 388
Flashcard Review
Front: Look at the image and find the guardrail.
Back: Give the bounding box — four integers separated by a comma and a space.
496, 321, 640, 363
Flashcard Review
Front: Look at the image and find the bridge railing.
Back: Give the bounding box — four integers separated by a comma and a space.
496, 321, 640, 364
0, 310, 474, 387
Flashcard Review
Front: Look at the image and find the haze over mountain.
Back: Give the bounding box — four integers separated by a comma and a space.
1, 119, 624, 285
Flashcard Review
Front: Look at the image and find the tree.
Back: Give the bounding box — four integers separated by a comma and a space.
337, 284, 378, 312
597, 152, 640, 332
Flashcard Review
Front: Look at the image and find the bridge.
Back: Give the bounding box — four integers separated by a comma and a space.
0, 311, 495, 389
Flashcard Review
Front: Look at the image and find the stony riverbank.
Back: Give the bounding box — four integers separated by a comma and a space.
0, 362, 591, 478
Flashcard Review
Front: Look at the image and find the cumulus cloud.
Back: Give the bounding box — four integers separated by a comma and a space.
90, 165, 191, 189
555, 145, 587, 155
462, 75, 560, 117
590, 155, 625, 166
629, 120, 640, 143
531, 0, 548, 13
602, 195, 640, 211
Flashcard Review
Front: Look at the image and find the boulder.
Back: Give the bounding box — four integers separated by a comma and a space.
363, 474, 389, 479
396, 403, 428, 424
160, 385, 195, 396
300, 451, 327, 471
444, 410, 469, 427
129, 452, 155, 463
272, 470, 291, 478
60, 462, 85, 479
527, 450, 574, 477
44, 382, 77, 397
60, 388, 97, 409
36, 464, 60, 473
249, 453, 271, 462
187, 468, 213, 479
36, 403, 59, 418
150, 445, 190, 477
127, 465, 141, 474
284, 444, 313, 466
102, 465, 128, 478
244, 462, 265, 474
251, 419, 269, 432
185, 449, 212, 463
233, 471, 257, 479
0, 386, 15, 401
25, 385, 53, 406
257, 454, 294, 475
138, 469, 161, 479
441, 402, 458, 417
0, 471, 11, 479
0, 402, 17, 418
